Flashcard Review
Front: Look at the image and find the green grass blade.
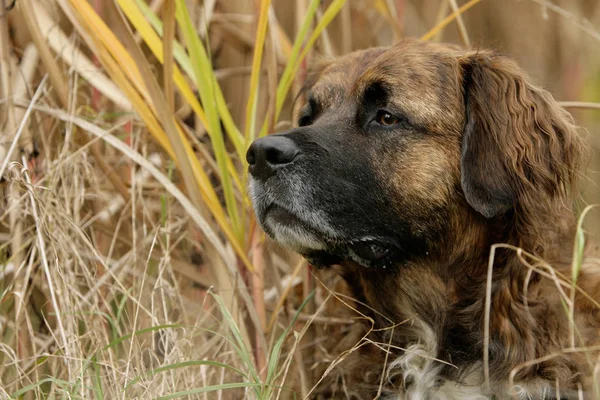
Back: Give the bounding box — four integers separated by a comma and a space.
155, 382, 264, 400
283, 0, 347, 114
572, 205, 597, 283
258, 0, 321, 138
265, 291, 315, 390
176, 0, 242, 239
573, 228, 585, 284
134, 0, 246, 161
10, 378, 74, 399
116, 0, 249, 233
91, 356, 105, 400
260, 0, 347, 138
102, 324, 180, 351
134, 0, 193, 78
210, 292, 260, 389
273, 0, 321, 123
125, 360, 247, 389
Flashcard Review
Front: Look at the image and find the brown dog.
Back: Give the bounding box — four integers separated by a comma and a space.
247, 39, 600, 399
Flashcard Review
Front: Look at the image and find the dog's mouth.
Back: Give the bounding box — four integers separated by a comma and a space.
262, 204, 401, 268
351, 240, 393, 262
306, 239, 400, 269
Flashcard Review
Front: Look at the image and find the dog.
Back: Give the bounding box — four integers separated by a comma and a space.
246, 39, 600, 399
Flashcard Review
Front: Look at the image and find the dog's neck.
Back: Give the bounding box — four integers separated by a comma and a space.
334, 208, 581, 391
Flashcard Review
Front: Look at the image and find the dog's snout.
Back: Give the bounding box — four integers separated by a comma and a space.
246, 136, 300, 179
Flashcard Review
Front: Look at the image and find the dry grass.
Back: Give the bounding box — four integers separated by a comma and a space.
0, 0, 599, 399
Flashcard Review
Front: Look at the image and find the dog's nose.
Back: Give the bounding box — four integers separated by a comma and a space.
246, 136, 300, 179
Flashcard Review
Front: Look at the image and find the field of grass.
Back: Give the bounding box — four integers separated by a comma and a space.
0, 0, 599, 398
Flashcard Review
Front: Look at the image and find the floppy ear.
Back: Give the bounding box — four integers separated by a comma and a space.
459, 53, 583, 219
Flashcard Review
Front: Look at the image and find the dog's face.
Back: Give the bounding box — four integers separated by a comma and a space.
247, 40, 582, 269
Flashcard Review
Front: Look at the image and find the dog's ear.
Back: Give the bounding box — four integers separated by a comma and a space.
459, 52, 584, 219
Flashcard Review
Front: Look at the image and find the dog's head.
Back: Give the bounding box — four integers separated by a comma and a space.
247, 39, 585, 268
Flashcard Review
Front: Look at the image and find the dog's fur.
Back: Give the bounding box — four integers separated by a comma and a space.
247, 39, 600, 399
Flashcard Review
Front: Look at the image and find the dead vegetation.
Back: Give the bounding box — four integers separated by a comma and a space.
0, 0, 599, 398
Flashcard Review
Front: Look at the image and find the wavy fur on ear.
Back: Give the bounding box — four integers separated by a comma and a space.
459, 51, 588, 251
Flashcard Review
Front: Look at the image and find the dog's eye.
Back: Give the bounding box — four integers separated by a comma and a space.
375, 110, 401, 126
298, 98, 317, 127
298, 114, 313, 127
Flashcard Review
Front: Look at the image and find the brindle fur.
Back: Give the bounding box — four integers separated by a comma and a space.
247, 39, 600, 399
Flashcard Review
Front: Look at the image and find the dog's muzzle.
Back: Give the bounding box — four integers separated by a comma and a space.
246, 132, 411, 268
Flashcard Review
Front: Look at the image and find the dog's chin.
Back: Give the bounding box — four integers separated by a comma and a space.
265, 221, 327, 253
260, 205, 401, 269
261, 204, 328, 253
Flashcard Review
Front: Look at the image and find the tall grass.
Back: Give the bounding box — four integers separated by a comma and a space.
0, 0, 599, 398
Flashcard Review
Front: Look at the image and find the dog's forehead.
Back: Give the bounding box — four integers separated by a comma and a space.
309, 41, 463, 131
307, 48, 387, 105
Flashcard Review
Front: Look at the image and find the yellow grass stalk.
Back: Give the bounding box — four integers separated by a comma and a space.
31, 1, 131, 110
65, 2, 258, 363
374, 0, 402, 39
259, 0, 347, 138
244, 0, 272, 143
559, 101, 600, 111
162, 0, 176, 115
133, 0, 246, 162
420, 0, 482, 41
446, 0, 472, 47
175, 0, 242, 239
121, 0, 248, 218
18, 0, 69, 107
64, 0, 252, 270
114, 0, 208, 126
111, 0, 248, 274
